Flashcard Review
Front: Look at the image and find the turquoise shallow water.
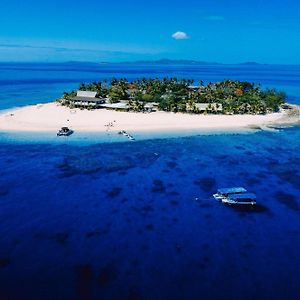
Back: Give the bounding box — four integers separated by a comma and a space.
0, 63, 300, 299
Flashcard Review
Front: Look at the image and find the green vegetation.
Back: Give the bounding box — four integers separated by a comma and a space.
62, 78, 286, 114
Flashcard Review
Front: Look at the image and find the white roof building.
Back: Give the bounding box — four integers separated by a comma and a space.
195, 103, 223, 111
76, 91, 97, 98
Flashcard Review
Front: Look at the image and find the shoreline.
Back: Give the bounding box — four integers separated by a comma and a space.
0, 102, 299, 136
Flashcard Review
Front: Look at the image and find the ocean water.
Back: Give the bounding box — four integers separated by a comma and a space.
0, 63, 300, 300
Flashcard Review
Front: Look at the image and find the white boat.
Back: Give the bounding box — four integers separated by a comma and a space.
213, 187, 256, 205
222, 193, 257, 205
213, 187, 247, 201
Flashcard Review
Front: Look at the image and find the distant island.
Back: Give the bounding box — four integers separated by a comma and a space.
61, 78, 286, 115
118, 59, 222, 65
112, 59, 264, 65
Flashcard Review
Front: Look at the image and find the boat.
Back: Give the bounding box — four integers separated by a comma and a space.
213, 187, 247, 201
213, 187, 256, 206
222, 193, 257, 205
57, 127, 74, 136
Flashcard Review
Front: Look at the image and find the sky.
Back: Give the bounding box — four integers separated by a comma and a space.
0, 0, 299, 64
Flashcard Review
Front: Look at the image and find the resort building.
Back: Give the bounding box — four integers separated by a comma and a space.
143, 102, 159, 112
188, 85, 200, 90
70, 91, 106, 108
196, 103, 223, 113
186, 103, 223, 113
100, 100, 129, 111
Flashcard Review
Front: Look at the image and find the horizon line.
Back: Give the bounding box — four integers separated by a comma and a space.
0, 60, 299, 66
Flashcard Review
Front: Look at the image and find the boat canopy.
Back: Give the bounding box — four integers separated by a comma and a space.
217, 187, 247, 195
228, 193, 256, 200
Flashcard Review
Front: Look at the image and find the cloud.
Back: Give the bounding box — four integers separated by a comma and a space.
204, 15, 225, 21
172, 31, 189, 40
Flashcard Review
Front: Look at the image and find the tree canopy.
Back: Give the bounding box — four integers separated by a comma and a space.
62, 77, 286, 114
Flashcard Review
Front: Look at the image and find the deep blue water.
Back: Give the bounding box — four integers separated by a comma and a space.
0, 63, 300, 299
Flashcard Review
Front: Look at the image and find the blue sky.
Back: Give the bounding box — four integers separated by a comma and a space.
0, 0, 299, 63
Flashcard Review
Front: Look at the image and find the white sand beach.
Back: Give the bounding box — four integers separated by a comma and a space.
0, 102, 299, 134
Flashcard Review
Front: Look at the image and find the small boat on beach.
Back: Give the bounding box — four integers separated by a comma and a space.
57, 127, 74, 136
213, 187, 256, 205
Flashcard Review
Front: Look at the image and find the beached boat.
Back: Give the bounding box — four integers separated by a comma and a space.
57, 127, 73, 136
213, 187, 256, 205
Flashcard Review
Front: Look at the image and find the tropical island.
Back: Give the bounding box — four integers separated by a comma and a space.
61, 78, 286, 115
0, 77, 299, 136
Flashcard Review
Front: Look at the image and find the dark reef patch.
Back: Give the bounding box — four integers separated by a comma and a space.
131, 205, 154, 217
168, 191, 179, 196
85, 227, 110, 238
0, 258, 10, 268
0, 187, 9, 197
151, 179, 166, 193
198, 202, 213, 208
170, 200, 179, 206
166, 161, 177, 169
57, 146, 160, 178
288, 174, 300, 189
98, 264, 117, 285
76, 264, 93, 300
245, 151, 254, 156
126, 289, 144, 300
216, 155, 229, 160
175, 243, 183, 253
34, 231, 69, 245
275, 191, 300, 211
235, 146, 246, 150
194, 177, 216, 192
267, 162, 300, 188
121, 198, 128, 204
53, 232, 69, 245
243, 243, 255, 249
107, 187, 122, 198
145, 224, 154, 231
118, 171, 128, 176
202, 243, 210, 250
246, 177, 260, 185
197, 256, 210, 270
